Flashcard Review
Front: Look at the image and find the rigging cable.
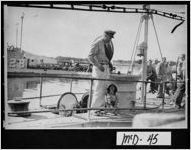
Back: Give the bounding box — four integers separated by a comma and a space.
127, 16, 143, 74
151, 15, 163, 60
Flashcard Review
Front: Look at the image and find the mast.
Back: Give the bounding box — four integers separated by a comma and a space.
20, 12, 24, 51
16, 23, 19, 48
141, 5, 150, 108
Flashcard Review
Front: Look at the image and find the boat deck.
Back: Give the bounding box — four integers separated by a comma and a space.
6, 112, 134, 129
5, 106, 185, 129
5, 92, 186, 129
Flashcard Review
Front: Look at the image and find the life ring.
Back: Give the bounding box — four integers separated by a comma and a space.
57, 92, 78, 117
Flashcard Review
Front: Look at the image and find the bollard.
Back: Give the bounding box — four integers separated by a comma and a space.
8, 97, 31, 117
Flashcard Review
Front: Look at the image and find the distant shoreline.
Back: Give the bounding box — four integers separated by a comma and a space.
7, 68, 141, 80
8, 68, 92, 78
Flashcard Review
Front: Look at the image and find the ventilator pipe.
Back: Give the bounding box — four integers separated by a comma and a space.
137, 42, 147, 57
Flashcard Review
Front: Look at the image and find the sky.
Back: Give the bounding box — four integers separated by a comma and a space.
4, 4, 187, 61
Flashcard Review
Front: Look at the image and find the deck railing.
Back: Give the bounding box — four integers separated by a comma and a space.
7, 72, 185, 121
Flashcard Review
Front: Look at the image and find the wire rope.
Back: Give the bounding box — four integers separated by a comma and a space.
151, 16, 163, 60
127, 17, 143, 73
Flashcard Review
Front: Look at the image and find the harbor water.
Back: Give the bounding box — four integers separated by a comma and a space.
7, 64, 141, 109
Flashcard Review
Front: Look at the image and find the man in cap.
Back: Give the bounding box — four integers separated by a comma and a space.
156, 57, 167, 98
147, 60, 157, 93
177, 54, 186, 80
88, 30, 116, 115
170, 54, 186, 108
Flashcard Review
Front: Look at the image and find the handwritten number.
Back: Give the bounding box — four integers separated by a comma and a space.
152, 134, 159, 144
147, 134, 159, 145
147, 134, 153, 145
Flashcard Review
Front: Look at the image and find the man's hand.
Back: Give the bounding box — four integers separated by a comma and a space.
98, 64, 105, 72
109, 62, 113, 72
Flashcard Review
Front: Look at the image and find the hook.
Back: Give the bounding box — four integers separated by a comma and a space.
171, 21, 184, 33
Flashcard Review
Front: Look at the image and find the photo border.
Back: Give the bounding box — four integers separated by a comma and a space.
1, 1, 190, 149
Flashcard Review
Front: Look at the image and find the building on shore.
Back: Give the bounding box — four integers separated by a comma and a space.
7, 46, 27, 69
7, 46, 58, 70
56, 56, 90, 66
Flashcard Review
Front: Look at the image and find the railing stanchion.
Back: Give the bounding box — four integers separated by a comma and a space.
162, 81, 165, 110
143, 81, 147, 109
70, 79, 73, 92
39, 76, 43, 107
87, 79, 93, 121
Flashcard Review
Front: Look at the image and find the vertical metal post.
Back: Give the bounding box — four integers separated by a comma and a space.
16, 23, 19, 48
20, 12, 24, 51
162, 81, 165, 110
175, 57, 180, 90
39, 76, 43, 107
87, 79, 93, 121
70, 79, 73, 92
141, 5, 150, 109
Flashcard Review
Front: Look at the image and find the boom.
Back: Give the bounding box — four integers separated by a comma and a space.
6, 3, 185, 21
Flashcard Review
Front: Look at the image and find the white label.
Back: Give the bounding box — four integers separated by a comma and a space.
117, 132, 171, 146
